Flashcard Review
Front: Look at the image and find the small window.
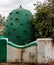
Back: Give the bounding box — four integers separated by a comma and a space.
15, 18, 19, 20
20, 23, 23, 25
8, 32, 11, 34
10, 23, 13, 25
3, 32, 5, 34
26, 14, 28, 16
28, 22, 29, 24
16, 12, 19, 14
6, 20, 8, 21
10, 18, 12, 20
16, 36, 19, 38
6, 25, 8, 27
13, 29, 16, 31
24, 30, 27, 33
10, 13, 12, 15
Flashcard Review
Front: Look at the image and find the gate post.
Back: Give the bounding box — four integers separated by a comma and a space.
0, 39, 7, 62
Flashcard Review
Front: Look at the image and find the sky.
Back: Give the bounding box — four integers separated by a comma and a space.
0, 0, 45, 18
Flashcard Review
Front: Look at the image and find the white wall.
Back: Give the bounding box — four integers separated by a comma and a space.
36, 38, 54, 63
7, 38, 54, 63
7, 45, 21, 62
23, 46, 36, 63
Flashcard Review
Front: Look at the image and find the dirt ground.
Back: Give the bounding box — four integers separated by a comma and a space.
0, 62, 36, 65
0, 62, 54, 65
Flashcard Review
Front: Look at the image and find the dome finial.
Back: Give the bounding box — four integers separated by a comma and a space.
20, 5, 22, 8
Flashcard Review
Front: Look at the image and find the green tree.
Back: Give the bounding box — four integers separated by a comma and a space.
0, 14, 5, 25
48, 0, 54, 3
32, 1, 54, 40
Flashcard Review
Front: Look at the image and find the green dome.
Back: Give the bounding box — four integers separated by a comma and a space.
3, 6, 35, 45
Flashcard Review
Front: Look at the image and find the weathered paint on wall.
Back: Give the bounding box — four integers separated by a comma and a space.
2, 38, 54, 64
37, 39, 45, 63
23, 46, 36, 63
7, 45, 37, 63
7, 45, 21, 62
36, 38, 54, 63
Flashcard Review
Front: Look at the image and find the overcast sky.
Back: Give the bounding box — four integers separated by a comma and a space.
0, 0, 45, 18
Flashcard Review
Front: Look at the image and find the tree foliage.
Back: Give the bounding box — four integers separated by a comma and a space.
32, 1, 54, 40
0, 14, 5, 26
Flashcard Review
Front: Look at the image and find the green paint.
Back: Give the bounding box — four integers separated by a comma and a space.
4, 6, 35, 45
0, 39, 7, 62
7, 41, 37, 49
0, 38, 37, 49
0, 35, 4, 38
0, 38, 37, 62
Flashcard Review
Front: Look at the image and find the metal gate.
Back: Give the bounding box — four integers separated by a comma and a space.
0, 39, 7, 62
